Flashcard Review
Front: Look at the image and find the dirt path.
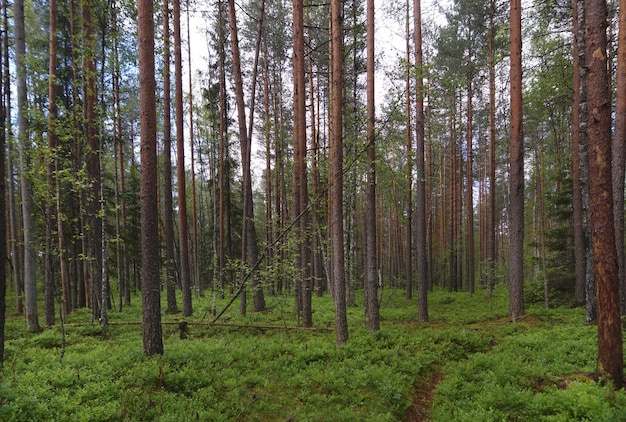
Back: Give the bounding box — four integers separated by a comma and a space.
405, 372, 443, 422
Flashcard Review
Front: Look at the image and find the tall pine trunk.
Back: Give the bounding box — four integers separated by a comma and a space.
330, 0, 349, 345
15, 0, 41, 333
45, 0, 59, 326
364, 0, 379, 331
174, 0, 192, 317
227, 0, 265, 314
292, 0, 312, 326
405, 0, 413, 299
414, 0, 428, 322
162, 0, 178, 314
586, 0, 623, 389
138, 0, 163, 356
578, 0, 597, 323
0, 0, 6, 362
614, 0, 626, 313
572, 0, 586, 305
508, 0, 525, 320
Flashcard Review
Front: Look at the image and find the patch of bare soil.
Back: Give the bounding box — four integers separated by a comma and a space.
405, 372, 443, 422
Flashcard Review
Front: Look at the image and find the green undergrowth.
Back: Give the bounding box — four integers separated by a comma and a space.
1, 286, 625, 421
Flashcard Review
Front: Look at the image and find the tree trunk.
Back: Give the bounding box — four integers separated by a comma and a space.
162, 0, 178, 314
5, 0, 21, 315
508, 0, 525, 320
330, 0, 349, 345
364, 0, 379, 331
614, 0, 626, 314
45, 0, 59, 326
0, 0, 6, 362
414, 0, 428, 322
465, 73, 475, 297
405, 0, 413, 300
138, 0, 164, 356
15, 0, 41, 333
578, 0, 597, 323
537, 133, 549, 309
174, 0, 193, 317
572, 0, 586, 304
227, 0, 265, 314
292, 0, 312, 326
186, 3, 200, 300
83, 0, 102, 323
449, 107, 457, 293
585, 0, 623, 389
218, 0, 227, 299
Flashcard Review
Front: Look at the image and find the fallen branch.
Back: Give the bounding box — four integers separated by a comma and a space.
51, 321, 332, 331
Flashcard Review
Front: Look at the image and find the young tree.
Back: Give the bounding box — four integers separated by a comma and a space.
330, 0, 349, 345
508, 0, 524, 320
586, 0, 623, 388
138, 0, 164, 356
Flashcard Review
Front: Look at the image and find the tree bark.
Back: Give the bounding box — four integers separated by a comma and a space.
585, 0, 623, 389
227, 0, 265, 314
405, 0, 413, 299
614, 0, 626, 314
83, 0, 103, 324
414, 0, 428, 322
0, 0, 6, 362
487, 0, 496, 295
14, 0, 41, 333
508, 0, 525, 320
330, 0, 349, 345
572, 0, 586, 304
162, 0, 178, 314
292, 0, 312, 326
364, 0, 380, 331
186, 3, 200, 300
138, 0, 164, 356
45, 0, 59, 326
465, 73, 475, 297
578, 0, 597, 323
218, 0, 227, 299
174, 0, 193, 317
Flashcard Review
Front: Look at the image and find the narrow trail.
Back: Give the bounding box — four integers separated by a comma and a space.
405, 372, 443, 422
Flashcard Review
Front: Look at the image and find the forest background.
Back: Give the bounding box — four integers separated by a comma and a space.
1, 0, 626, 416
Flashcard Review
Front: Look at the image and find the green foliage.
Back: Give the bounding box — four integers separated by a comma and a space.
1, 289, 625, 420
430, 304, 626, 421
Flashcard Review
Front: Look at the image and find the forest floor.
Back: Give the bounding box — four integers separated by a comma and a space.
2, 286, 626, 421
405, 372, 443, 421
